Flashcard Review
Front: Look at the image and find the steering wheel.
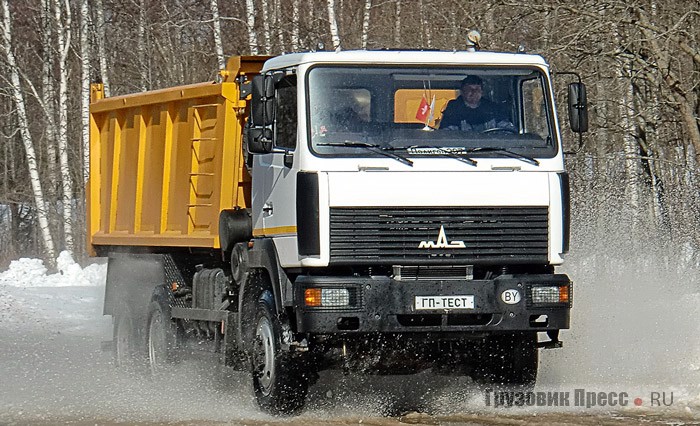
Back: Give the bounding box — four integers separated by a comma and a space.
482, 127, 517, 134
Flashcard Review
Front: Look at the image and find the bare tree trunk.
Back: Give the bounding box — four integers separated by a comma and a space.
261, 1, 271, 53
40, 0, 58, 193
291, 0, 299, 51
210, 0, 225, 69
245, 0, 259, 54
361, 0, 371, 49
80, 0, 90, 183
93, 0, 110, 96
613, 22, 641, 226
275, 0, 284, 52
620, 63, 641, 218
419, 0, 431, 48
137, 0, 147, 91
394, 0, 401, 46
327, 0, 341, 50
1, 0, 56, 262
54, 0, 74, 252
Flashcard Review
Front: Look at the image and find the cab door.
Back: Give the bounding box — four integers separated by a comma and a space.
251, 73, 299, 262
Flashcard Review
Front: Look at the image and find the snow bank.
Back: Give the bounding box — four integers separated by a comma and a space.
0, 251, 107, 288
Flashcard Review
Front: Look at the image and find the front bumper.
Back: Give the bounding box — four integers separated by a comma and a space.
294, 274, 571, 333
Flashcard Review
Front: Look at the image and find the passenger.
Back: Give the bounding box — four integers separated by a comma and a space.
440, 76, 512, 131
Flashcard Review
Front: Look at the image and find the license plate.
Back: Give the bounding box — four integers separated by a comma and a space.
415, 295, 474, 310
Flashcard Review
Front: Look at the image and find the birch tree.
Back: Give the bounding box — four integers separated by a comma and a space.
210, 0, 225, 70
394, 0, 401, 46
245, 0, 259, 54
261, 1, 272, 53
327, 0, 341, 50
291, 0, 299, 51
275, 0, 284, 52
54, 0, 74, 252
93, 0, 110, 96
361, 0, 371, 49
40, 0, 58, 192
611, 21, 642, 224
137, 0, 147, 91
80, 0, 90, 183
1, 0, 56, 262
419, 0, 431, 48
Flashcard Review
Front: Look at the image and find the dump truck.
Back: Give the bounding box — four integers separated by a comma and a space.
89, 46, 586, 414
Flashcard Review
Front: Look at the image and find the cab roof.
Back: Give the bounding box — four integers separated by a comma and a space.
261, 50, 549, 72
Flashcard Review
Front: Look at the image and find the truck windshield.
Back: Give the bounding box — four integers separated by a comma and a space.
307, 65, 557, 159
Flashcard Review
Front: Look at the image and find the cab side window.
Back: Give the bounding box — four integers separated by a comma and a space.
275, 75, 297, 150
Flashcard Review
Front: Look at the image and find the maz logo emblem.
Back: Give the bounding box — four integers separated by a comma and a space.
418, 225, 466, 249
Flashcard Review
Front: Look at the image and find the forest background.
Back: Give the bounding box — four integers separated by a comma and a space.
0, 0, 698, 272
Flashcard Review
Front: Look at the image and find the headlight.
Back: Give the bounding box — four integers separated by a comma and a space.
304, 288, 350, 307
530, 285, 570, 304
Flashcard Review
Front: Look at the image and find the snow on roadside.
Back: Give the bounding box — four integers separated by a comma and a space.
0, 251, 106, 288
0, 252, 109, 335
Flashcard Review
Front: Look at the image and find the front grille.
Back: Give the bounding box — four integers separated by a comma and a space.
329, 207, 548, 265
393, 265, 474, 281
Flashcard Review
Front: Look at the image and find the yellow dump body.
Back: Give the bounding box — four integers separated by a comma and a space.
87, 56, 269, 255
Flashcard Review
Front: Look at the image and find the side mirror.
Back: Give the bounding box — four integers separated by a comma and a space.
246, 127, 274, 154
250, 75, 274, 127
568, 82, 588, 133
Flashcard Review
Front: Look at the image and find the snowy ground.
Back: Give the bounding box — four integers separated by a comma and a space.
0, 252, 109, 334
1, 251, 700, 425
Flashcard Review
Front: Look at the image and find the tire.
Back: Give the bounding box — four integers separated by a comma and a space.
473, 332, 538, 387
113, 303, 146, 371
146, 300, 179, 377
250, 299, 309, 415
231, 242, 250, 286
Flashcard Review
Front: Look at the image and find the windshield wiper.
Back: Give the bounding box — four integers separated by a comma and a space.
316, 141, 413, 167
464, 147, 540, 166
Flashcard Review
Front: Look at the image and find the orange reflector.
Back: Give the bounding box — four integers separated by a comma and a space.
170, 282, 178, 292
305, 288, 322, 307
559, 286, 570, 303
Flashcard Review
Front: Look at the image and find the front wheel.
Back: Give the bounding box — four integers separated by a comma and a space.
472, 332, 538, 387
251, 300, 309, 415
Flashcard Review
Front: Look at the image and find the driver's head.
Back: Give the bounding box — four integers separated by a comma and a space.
460, 75, 483, 108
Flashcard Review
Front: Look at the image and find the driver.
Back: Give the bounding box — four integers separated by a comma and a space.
439, 76, 512, 131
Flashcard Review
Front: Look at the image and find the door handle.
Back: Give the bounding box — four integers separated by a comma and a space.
263, 203, 273, 215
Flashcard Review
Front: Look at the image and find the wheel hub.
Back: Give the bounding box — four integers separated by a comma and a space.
255, 316, 276, 394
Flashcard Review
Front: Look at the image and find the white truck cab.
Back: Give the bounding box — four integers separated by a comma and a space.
249, 50, 574, 269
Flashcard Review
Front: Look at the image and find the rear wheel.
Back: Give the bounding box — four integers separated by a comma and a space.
113, 303, 145, 370
251, 299, 309, 415
146, 300, 179, 376
473, 332, 538, 387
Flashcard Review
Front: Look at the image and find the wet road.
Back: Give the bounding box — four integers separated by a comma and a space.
0, 325, 698, 425
1, 281, 700, 425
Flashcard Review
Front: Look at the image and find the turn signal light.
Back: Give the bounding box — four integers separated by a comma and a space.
305, 288, 322, 307
559, 285, 570, 303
